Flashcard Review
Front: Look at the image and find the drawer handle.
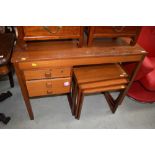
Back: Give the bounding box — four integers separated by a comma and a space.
45, 72, 52, 78
46, 82, 52, 88
47, 90, 53, 94
113, 26, 125, 32
43, 26, 62, 34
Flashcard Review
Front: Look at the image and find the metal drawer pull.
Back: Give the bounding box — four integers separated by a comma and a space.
113, 26, 125, 32
45, 71, 52, 77
43, 26, 62, 34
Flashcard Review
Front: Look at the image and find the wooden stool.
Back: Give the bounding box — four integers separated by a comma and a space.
71, 63, 129, 119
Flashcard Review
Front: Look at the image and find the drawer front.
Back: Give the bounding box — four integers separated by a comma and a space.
23, 26, 81, 39
26, 77, 71, 97
94, 26, 139, 35
24, 67, 71, 80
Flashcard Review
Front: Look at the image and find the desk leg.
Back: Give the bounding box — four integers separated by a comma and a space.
14, 63, 34, 120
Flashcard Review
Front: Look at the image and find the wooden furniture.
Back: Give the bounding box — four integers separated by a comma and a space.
72, 64, 129, 119
11, 38, 147, 120
87, 26, 142, 46
16, 26, 84, 47
0, 33, 15, 87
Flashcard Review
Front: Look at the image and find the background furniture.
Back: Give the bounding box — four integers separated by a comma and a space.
72, 64, 129, 119
126, 26, 155, 102
0, 27, 15, 125
0, 91, 12, 124
0, 33, 15, 87
87, 26, 141, 46
17, 26, 84, 47
11, 38, 146, 120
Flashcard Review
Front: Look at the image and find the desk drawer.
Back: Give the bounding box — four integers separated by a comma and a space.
23, 26, 81, 40
26, 77, 71, 97
93, 26, 139, 36
24, 67, 71, 80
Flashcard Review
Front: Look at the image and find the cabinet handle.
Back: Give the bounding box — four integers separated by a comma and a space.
47, 89, 53, 94
45, 71, 52, 78
46, 82, 52, 88
43, 26, 62, 34
113, 26, 125, 32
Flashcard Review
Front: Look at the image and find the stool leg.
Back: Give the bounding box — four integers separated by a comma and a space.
75, 89, 84, 120
71, 75, 78, 115
67, 93, 74, 115
75, 89, 81, 118
8, 71, 14, 88
72, 83, 78, 115
76, 93, 84, 120
104, 90, 126, 113
71, 81, 77, 114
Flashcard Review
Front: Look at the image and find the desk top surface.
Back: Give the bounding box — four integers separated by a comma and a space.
11, 38, 147, 63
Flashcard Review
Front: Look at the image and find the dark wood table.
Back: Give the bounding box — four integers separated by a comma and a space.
11, 38, 147, 120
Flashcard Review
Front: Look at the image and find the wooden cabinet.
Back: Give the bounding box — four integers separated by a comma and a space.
16, 26, 141, 48
20, 60, 72, 97
87, 26, 142, 46
23, 65, 72, 97
17, 26, 84, 47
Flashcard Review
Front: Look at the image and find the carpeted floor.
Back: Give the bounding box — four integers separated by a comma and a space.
0, 75, 155, 129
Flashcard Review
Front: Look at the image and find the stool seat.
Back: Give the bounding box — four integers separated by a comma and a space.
74, 63, 128, 84
72, 63, 129, 119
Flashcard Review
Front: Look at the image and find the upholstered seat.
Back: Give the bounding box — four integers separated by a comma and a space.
140, 57, 155, 91
126, 27, 155, 103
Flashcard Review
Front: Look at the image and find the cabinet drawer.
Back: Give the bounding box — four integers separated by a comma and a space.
23, 26, 81, 40
26, 77, 71, 97
24, 67, 71, 80
93, 26, 139, 36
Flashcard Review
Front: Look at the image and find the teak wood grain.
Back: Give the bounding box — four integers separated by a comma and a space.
87, 26, 142, 46
83, 84, 127, 94
17, 26, 84, 47
24, 67, 71, 80
11, 37, 147, 120
73, 64, 128, 84
79, 78, 128, 90
26, 77, 71, 97
72, 63, 129, 119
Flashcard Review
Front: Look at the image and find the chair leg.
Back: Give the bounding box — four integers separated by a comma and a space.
8, 71, 14, 88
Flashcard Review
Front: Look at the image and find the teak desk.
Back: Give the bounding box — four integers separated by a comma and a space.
11, 38, 147, 120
